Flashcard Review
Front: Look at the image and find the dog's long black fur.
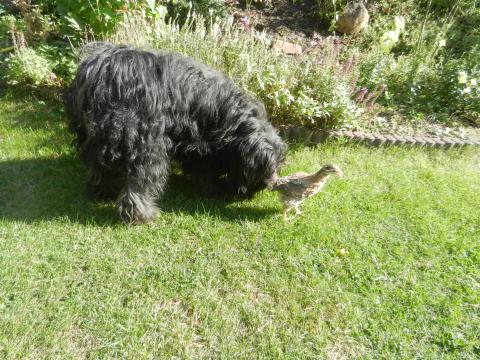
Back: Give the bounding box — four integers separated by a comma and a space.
64, 42, 286, 224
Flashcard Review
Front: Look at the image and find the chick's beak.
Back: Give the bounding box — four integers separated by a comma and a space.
335, 168, 343, 177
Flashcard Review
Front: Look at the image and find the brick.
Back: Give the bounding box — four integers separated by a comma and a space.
272, 40, 302, 55
372, 134, 386, 146
422, 137, 436, 147
384, 135, 397, 145
442, 137, 456, 149
361, 133, 375, 141
403, 135, 416, 145
413, 136, 426, 146
433, 139, 445, 148
289, 126, 303, 140
303, 129, 314, 143
352, 135, 365, 144
311, 130, 330, 144
393, 135, 406, 145
341, 131, 356, 139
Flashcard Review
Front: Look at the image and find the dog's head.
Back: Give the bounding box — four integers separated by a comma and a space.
234, 121, 287, 198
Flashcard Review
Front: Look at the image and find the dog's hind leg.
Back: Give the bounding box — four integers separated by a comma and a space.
87, 167, 122, 201
117, 144, 171, 225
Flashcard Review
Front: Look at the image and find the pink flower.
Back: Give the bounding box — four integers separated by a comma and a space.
239, 16, 250, 32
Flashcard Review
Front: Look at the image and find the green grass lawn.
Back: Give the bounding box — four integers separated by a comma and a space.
0, 97, 479, 359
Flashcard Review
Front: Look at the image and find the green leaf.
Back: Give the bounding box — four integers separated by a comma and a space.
64, 15, 82, 31
146, 0, 157, 12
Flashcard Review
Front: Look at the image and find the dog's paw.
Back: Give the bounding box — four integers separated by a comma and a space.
117, 190, 159, 225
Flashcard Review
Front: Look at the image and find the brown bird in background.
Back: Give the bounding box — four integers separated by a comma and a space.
269, 164, 343, 219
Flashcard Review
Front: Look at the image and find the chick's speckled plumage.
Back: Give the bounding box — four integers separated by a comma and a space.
270, 164, 343, 219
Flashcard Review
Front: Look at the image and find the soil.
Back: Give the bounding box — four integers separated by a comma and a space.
226, 0, 329, 47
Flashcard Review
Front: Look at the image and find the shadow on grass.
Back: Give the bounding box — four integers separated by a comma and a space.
0, 156, 115, 225
161, 174, 278, 222
0, 156, 277, 225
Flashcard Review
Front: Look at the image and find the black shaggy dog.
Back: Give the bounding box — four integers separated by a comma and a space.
65, 42, 286, 224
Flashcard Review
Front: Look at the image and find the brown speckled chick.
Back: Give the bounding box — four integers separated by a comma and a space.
269, 164, 343, 219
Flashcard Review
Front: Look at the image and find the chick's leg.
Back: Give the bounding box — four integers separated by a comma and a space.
283, 207, 293, 221
294, 205, 302, 216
